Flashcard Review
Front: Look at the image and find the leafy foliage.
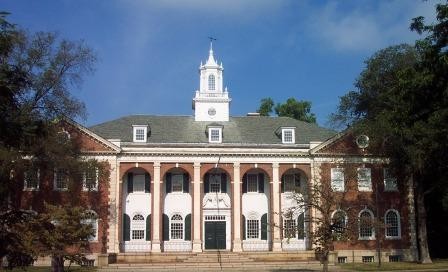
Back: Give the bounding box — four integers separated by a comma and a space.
256, 97, 317, 123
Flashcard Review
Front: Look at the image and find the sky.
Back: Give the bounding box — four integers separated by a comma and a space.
2, 0, 442, 127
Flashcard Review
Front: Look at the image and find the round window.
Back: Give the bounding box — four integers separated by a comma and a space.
208, 107, 216, 116
356, 135, 369, 149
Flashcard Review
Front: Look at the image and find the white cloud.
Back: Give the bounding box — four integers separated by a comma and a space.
306, 0, 442, 52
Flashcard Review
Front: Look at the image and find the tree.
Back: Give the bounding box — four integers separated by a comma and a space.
257, 97, 274, 116
330, 2, 448, 263
0, 14, 99, 271
256, 97, 317, 123
275, 98, 316, 123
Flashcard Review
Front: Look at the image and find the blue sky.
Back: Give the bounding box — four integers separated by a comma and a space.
3, 0, 441, 127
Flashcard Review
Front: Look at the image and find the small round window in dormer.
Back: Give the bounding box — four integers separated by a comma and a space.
356, 134, 369, 149
208, 107, 216, 116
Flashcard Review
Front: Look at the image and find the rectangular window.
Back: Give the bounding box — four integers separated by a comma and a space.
331, 168, 344, 191
362, 256, 375, 263
282, 128, 295, 144
209, 174, 221, 193
247, 219, 260, 239
389, 255, 402, 262
209, 128, 222, 143
357, 168, 372, 191
24, 169, 39, 190
283, 219, 296, 239
83, 167, 98, 191
384, 168, 398, 191
338, 257, 347, 264
132, 230, 144, 240
247, 174, 258, 193
133, 126, 147, 142
54, 168, 68, 191
283, 174, 297, 192
171, 174, 183, 192
132, 174, 145, 192
171, 223, 183, 240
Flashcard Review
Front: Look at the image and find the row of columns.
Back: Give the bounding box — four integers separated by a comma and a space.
117, 162, 285, 252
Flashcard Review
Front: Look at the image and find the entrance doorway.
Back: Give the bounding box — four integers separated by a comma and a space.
204, 221, 226, 249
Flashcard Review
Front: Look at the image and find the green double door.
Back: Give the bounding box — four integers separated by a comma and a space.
204, 221, 226, 250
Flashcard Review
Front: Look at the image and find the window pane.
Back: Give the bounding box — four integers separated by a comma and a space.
358, 168, 372, 191
132, 230, 144, 240
55, 168, 68, 190
386, 211, 399, 237
359, 211, 373, 238
170, 214, 184, 240
172, 174, 183, 192
283, 130, 293, 143
283, 219, 296, 238
209, 174, 221, 193
135, 129, 145, 141
247, 174, 258, 192
283, 174, 296, 192
84, 168, 98, 190
332, 211, 346, 233
210, 129, 221, 142
384, 169, 398, 191
208, 75, 215, 90
331, 168, 344, 191
132, 174, 145, 192
25, 169, 39, 189
247, 219, 259, 239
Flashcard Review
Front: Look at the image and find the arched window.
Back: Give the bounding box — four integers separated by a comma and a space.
83, 210, 98, 241
170, 214, 183, 240
246, 213, 260, 240
332, 210, 347, 234
359, 209, 375, 240
385, 210, 401, 239
132, 214, 145, 240
208, 75, 215, 91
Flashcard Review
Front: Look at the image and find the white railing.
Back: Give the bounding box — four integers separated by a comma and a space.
163, 241, 192, 252
123, 241, 152, 252
242, 240, 269, 251
282, 239, 307, 251
195, 91, 229, 98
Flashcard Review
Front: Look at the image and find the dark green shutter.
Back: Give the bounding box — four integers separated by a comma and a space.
242, 215, 246, 240
297, 213, 305, 239
204, 173, 210, 193
183, 173, 189, 193
166, 173, 172, 193
281, 175, 285, 193
127, 173, 133, 193
294, 174, 300, 192
146, 215, 151, 241
221, 173, 227, 193
145, 173, 150, 193
242, 174, 247, 194
185, 214, 191, 241
261, 213, 268, 240
163, 214, 170, 241
258, 173, 264, 193
123, 214, 130, 241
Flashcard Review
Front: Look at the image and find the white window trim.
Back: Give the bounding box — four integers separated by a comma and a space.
384, 209, 401, 240
209, 174, 221, 193
54, 168, 68, 191
246, 219, 260, 240
384, 168, 398, 192
331, 168, 345, 192
331, 209, 348, 231
357, 168, 372, 192
281, 128, 295, 144
24, 169, 40, 191
133, 125, 148, 143
282, 218, 298, 240
131, 213, 146, 240
208, 127, 222, 143
171, 174, 184, 193
83, 167, 99, 191
358, 209, 375, 240
208, 74, 216, 91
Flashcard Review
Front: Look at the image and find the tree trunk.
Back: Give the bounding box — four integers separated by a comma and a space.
51, 255, 64, 272
415, 183, 432, 264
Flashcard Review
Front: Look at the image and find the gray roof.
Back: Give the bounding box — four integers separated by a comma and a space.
89, 115, 336, 147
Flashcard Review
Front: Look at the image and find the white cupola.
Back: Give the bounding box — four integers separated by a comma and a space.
193, 42, 231, 122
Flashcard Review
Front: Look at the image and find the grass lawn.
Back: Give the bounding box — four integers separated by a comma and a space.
338, 259, 448, 271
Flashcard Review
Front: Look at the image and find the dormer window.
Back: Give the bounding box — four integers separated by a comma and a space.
208, 127, 222, 143
281, 128, 295, 144
208, 74, 215, 91
133, 125, 147, 142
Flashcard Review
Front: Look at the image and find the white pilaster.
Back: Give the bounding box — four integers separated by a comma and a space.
109, 158, 120, 253
272, 163, 282, 251
192, 162, 202, 252
151, 162, 161, 252
232, 162, 242, 252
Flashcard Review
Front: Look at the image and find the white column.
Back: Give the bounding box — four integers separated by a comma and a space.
192, 162, 202, 252
272, 163, 282, 251
151, 162, 161, 252
232, 162, 242, 252
110, 159, 120, 253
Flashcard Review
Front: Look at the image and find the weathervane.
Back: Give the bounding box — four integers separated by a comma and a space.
208, 36, 217, 51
